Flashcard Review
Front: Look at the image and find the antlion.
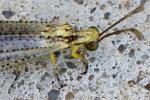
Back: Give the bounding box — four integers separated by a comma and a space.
0, 3, 146, 90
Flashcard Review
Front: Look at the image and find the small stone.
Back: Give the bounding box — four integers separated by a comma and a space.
89, 57, 96, 63
100, 4, 106, 10
90, 7, 96, 13
65, 92, 74, 100
89, 86, 96, 92
77, 75, 82, 81
74, 0, 84, 5
25, 66, 29, 72
2, 10, 15, 19
128, 80, 136, 87
70, 76, 73, 81
59, 68, 67, 75
18, 79, 24, 88
67, 71, 72, 75
94, 68, 99, 73
136, 60, 142, 65
118, 44, 127, 53
129, 49, 135, 57
41, 72, 49, 81
144, 83, 150, 91
88, 16, 94, 21
145, 15, 150, 22
142, 54, 149, 60
119, 4, 122, 9
66, 61, 77, 69
104, 12, 111, 20
112, 66, 116, 69
94, 97, 101, 100
36, 83, 44, 91
88, 75, 94, 80
112, 74, 117, 79
48, 90, 60, 100
111, 41, 115, 45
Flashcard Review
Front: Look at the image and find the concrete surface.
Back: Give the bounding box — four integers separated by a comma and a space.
0, 0, 150, 100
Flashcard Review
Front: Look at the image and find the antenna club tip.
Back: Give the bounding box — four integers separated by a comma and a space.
133, 4, 145, 14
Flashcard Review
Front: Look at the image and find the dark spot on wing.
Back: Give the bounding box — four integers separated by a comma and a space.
0, 21, 52, 35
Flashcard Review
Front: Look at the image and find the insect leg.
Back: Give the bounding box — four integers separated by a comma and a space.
49, 53, 60, 81
99, 28, 143, 42
71, 45, 85, 59
70, 45, 88, 74
8, 63, 22, 94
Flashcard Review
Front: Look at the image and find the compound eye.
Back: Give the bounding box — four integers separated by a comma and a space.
85, 41, 99, 51
89, 26, 99, 32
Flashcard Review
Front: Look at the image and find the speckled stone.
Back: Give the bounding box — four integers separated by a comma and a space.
48, 90, 60, 100
89, 57, 96, 63
144, 83, 150, 91
65, 92, 74, 100
59, 67, 67, 75
129, 49, 135, 57
66, 61, 77, 69
94, 97, 101, 100
2, 10, 15, 19
88, 75, 94, 80
118, 44, 127, 53
104, 12, 111, 20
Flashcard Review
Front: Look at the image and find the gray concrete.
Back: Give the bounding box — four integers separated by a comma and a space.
0, 0, 150, 100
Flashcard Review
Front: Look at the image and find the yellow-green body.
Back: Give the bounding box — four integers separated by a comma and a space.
0, 21, 100, 75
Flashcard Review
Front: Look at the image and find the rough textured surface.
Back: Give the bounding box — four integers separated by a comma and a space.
0, 0, 150, 100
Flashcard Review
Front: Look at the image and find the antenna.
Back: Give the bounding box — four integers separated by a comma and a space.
99, 4, 145, 38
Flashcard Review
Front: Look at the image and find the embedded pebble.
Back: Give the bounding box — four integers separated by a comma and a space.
2, 10, 15, 19
94, 68, 99, 73
65, 92, 74, 100
118, 44, 127, 53
100, 4, 106, 10
129, 49, 135, 57
48, 90, 60, 100
89, 57, 96, 63
88, 75, 94, 80
77, 75, 82, 81
59, 68, 67, 75
142, 54, 149, 60
104, 12, 111, 20
144, 83, 150, 91
112, 73, 117, 79
94, 97, 101, 100
145, 15, 150, 22
89, 86, 96, 92
90, 7, 96, 13
66, 61, 77, 69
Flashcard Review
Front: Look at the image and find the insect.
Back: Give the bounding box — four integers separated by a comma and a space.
0, 3, 145, 90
